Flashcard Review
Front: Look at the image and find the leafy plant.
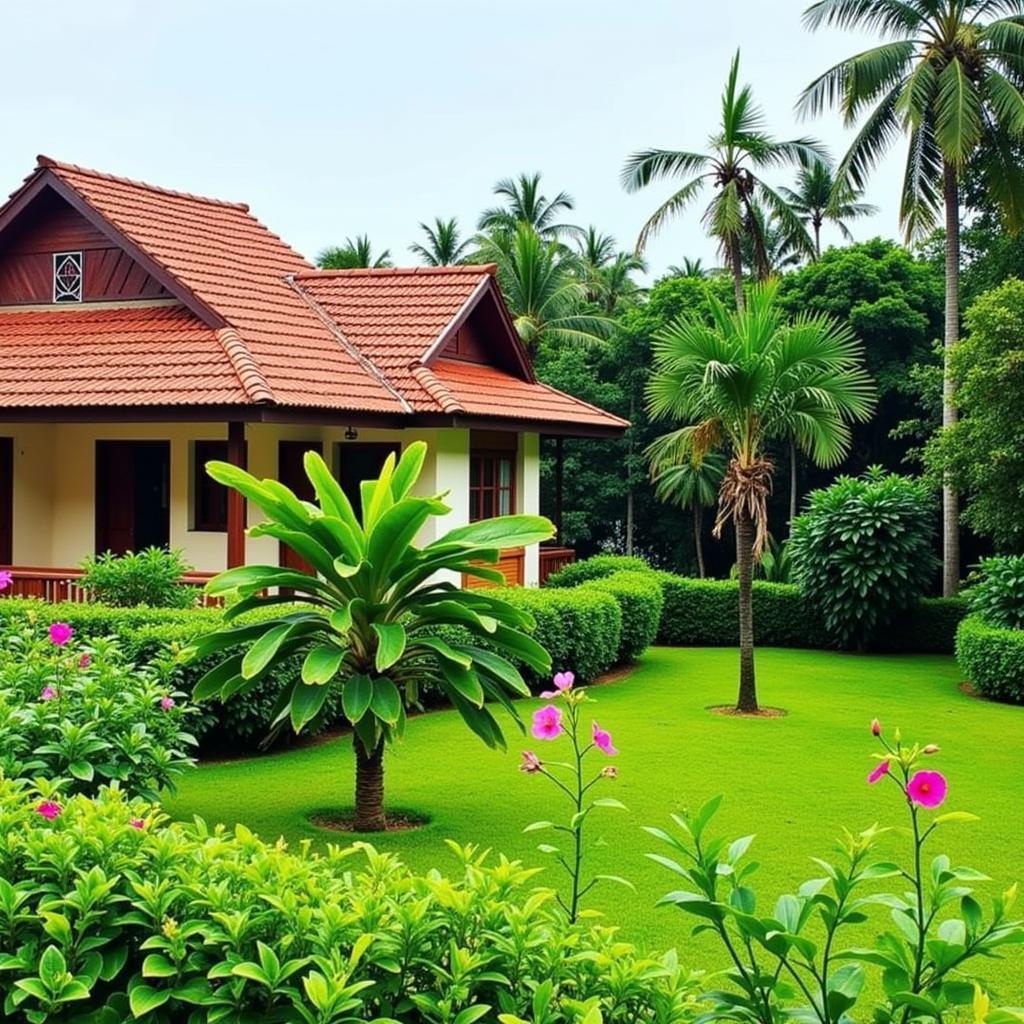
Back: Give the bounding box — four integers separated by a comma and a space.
185, 442, 554, 830
756, 536, 793, 584
790, 469, 937, 648
967, 556, 1024, 630
956, 614, 1024, 705
78, 547, 197, 609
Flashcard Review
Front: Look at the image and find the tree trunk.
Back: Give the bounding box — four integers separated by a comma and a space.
625, 490, 634, 556
942, 162, 961, 597
693, 501, 706, 579
789, 440, 798, 532
813, 217, 822, 261
353, 736, 386, 831
735, 510, 758, 712
625, 395, 635, 556
729, 236, 744, 310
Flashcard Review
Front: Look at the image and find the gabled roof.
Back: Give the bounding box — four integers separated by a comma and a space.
0, 157, 628, 435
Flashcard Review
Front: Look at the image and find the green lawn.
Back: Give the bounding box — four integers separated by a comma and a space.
165, 647, 1024, 1002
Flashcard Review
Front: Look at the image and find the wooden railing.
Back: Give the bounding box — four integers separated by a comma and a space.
0, 566, 220, 606
539, 546, 575, 585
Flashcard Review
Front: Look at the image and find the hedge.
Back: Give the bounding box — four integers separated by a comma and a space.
956, 614, 1024, 704
581, 570, 664, 662
545, 554, 652, 588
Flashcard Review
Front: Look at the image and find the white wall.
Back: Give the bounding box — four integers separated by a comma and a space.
519, 432, 541, 585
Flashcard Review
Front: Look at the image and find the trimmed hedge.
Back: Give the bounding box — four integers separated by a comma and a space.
545, 554, 652, 588
582, 570, 664, 662
956, 614, 1024, 704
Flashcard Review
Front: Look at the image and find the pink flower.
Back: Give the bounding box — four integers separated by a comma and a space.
36, 801, 61, 821
867, 760, 890, 784
531, 704, 564, 740
160, 696, 175, 711
39, 686, 57, 702
0, 570, 12, 591
129, 818, 146, 830
49, 623, 73, 647
592, 721, 619, 756
540, 671, 575, 699
519, 751, 543, 774
78, 654, 91, 669
907, 770, 948, 809
871, 718, 881, 736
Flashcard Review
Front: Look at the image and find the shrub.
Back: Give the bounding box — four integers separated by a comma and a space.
790, 469, 938, 647
956, 614, 1024, 704
966, 555, 1024, 629
545, 554, 652, 588
0, 782, 696, 1024
79, 547, 198, 608
581, 570, 664, 662
0, 622, 196, 799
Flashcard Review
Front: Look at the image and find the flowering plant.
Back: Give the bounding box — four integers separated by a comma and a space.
521, 671, 632, 921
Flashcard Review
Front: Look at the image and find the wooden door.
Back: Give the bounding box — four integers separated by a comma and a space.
278, 441, 322, 572
95, 441, 169, 555
0, 438, 11, 564
337, 442, 401, 519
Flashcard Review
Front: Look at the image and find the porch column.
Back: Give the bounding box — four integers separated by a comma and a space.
554, 435, 564, 542
226, 421, 246, 568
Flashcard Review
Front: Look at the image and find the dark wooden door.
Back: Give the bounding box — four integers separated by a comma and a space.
278, 441, 322, 572
95, 441, 170, 555
0, 438, 12, 564
338, 442, 401, 520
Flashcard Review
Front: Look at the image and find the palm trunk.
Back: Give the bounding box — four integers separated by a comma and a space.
693, 501, 706, 579
625, 396, 635, 556
789, 441, 798, 532
942, 162, 961, 597
813, 218, 822, 261
735, 510, 758, 712
729, 236, 744, 310
354, 736, 386, 831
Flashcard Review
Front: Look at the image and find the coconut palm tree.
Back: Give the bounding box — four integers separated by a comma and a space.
779, 159, 877, 258
647, 280, 874, 711
478, 172, 578, 240
800, 0, 1024, 595
622, 51, 825, 309
571, 227, 647, 313
318, 235, 393, 270
409, 218, 472, 266
648, 447, 726, 578
666, 257, 709, 278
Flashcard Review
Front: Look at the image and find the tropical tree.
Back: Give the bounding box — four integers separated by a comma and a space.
738, 202, 807, 276
478, 172, 578, 240
477, 224, 614, 353
800, 0, 1024, 595
648, 447, 727, 578
409, 217, 472, 266
184, 443, 553, 831
666, 257, 709, 278
646, 281, 874, 711
779, 159, 876, 258
622, 50, 825, 308
318, 235, 393, 270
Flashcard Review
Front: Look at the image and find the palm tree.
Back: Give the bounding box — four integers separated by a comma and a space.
318, 235, 393, 270
666, 257, 709, 278
478, 172, 578, 240
738, 202, 807, 276
648, 447, 727, 578
476, 224, 613, 353
779, 159, 876, 258
646, 280, 874, 711
409, 217, 472, 266
622, 51, 825, 309
800, 0, 1024, 595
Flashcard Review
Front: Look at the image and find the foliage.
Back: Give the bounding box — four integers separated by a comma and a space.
572, 226, 648, 315
791, 469, 937, 647
927, 279, 1024, 552
477, 171, 577, 240
522, 672, 629, 921
755, 537, 793, 583
648, 726, 1024, 1024
546, 555, 653, 589
0, 622, 195, 799
966, 556, 1024, 631
78, 547, 197, 609
957, 614, 1024, 704
408, 216, 471, 266
316, 235, 392, 270
580, 571, 664, 663
0, 782, 697, 1024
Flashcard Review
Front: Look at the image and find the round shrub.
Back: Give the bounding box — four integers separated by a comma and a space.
956, 614, 1024, 704
78, 546, 198, 608
545, 554, 652, 588
790, 469, 937, 648
581, 570, 664, 662
966, 555, 1024, 630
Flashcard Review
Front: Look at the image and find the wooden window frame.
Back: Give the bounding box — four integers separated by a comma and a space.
192, 439, 237, 532
469, 449, 516, 522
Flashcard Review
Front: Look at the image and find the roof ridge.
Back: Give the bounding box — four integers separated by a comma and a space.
215, 326, 275, 404
410, 364, 465, 414
294, 263, 497, 280
37, 155, 251, 211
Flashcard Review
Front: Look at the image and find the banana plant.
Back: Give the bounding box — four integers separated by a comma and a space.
183, 442, 553, 831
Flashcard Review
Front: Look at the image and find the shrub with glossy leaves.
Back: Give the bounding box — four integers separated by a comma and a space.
790, 468, 937, 647
545, 554, 653, 588
581, 571, 664, 662
956, 614, 1024, 705
79, 547, 198, 609
966, 555, 1024, 630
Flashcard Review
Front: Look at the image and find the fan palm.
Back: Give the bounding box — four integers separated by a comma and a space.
800, 0, 1024, 595
779, 159, 877, 258
646, 280, 874, 711
622, 51, 825, 308
409, 218, 472, 266
478, 172, 578, 240
318, 235, 393, 270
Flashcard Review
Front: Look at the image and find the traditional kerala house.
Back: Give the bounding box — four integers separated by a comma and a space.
0, 157, 626, 599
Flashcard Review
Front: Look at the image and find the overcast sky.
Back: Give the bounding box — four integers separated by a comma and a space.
1, 0, 898, 277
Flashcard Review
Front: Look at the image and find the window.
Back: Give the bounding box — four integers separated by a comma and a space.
469, 452, 515, 521
192, 440, 228, 531
53, 252, 83, 303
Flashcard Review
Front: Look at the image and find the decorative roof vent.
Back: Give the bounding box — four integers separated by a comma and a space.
53, 251, 83, 303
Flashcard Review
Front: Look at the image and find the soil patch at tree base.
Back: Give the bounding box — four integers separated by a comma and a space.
706, 704, 788, 718
308, 809, 430, 833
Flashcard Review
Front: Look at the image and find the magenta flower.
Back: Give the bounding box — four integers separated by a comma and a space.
129, 818, 146, 830
78, 653, 91, 669
49, 623, 73, 647
519, 751, 543, 774
39, 686, 57, 702
160, 696, 175, 711
531, 704, 564, 740
36, 801, 61, 821
540, 671, 575, 699
867, 760, 890, 784
591, 721, 619, 756
0, 570, 12, 591
871, 718, 881, 736
907, 770, 948, 809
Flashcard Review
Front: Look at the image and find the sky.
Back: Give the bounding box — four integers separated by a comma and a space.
0, 0, 899, 278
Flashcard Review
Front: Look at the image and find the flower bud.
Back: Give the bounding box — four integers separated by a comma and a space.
600, 765, 618, 780
871, 718, 881, 736
923, 744, 940, 755
519, 751, 543, 774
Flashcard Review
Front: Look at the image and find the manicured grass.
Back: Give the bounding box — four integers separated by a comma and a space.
165, 647, 1024, 1001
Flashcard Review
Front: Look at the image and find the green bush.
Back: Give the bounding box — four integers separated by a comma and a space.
877, 597, 968, 654
956, 614, 1024, 704
545, 554, 651, 588
581, 570, 664, 662
966, 555, 1024, 629
790, 469, 938, 648
78, 547, 198, 608
0, 781, 695, 1024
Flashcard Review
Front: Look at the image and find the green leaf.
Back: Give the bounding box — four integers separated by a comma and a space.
302, 645, 345, 685
440, 514, 555, 550
290, 682, 331, 732
591, 798, 627, 810
373, 623, 407, 672
141, 954, 178, 979
129, 984, 170, 1018
369, 677, 403, 725
68, 761, 94, 782
934, 811, 980, 825
390, 441, 428, 500
440, 659, 485, 708
329, 605, 353, 634
343, 674, 372, 723
241, 623, 295, 680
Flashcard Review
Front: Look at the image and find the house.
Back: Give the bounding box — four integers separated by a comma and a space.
0, 157, 627, 598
